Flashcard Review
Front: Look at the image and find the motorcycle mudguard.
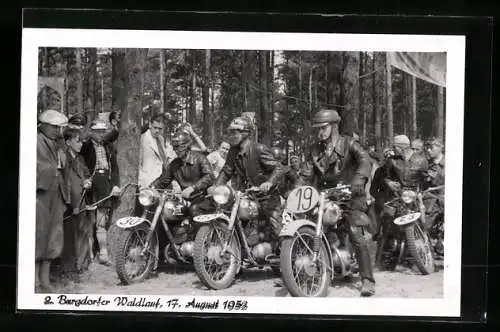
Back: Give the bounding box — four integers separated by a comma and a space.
193, 213, 231, 224
115, 216, 151, 229
394, 212, 421, 226
279, 219, 335, 278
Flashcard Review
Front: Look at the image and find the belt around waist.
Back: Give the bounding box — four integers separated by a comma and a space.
95, 169, 109, 174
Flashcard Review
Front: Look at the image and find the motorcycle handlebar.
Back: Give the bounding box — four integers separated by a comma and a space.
423, 185, 445, 193
245, 186, 262, 193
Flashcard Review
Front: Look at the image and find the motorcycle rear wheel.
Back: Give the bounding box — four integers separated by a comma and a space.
280, 226, 331, 297
405, 222, 435, 275
193, 222, 241, 290
115, 223, 158, 285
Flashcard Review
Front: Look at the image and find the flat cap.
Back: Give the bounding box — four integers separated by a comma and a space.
38, 109, 68, 127
394, 134, 410, 146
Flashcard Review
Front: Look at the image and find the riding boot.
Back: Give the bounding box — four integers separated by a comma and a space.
40, 260, 55, 293
96, 226, 110, 266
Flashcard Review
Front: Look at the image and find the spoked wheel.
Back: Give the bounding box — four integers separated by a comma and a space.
115, 223, 158, 285
280, 227, 331, 297
405, 222, 435, 275
193, 222, 241, 290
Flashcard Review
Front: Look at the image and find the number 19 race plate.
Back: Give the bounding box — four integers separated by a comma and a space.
286, 186, 320, 214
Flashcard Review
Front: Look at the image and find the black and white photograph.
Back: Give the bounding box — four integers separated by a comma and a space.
18, 29, 465, 317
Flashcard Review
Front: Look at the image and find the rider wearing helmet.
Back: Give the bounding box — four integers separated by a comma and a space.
302, 109, 376, 297
207, 116, 286, 239
150, 131, 215, 217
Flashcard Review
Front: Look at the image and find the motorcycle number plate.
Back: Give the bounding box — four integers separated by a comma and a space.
394, 212, 421, 226
116, 217, 147, 229
193, 214, 224, 223
286, 186, 320, 214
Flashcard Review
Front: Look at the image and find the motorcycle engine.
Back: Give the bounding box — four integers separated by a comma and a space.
251, 242, 273, 261
243, 220, 274, 261
171, 223, 191, 244
179, 241, 194, 258
332, 248, 353, 267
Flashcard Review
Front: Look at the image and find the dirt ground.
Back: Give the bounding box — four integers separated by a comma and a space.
52, 240, 444, 299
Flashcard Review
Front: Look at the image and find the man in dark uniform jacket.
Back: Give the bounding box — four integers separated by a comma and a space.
302, 109, 375, 297
150, 131, 215, 217
208, 116, 286, 240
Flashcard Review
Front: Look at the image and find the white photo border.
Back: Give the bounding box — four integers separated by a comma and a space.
18, 28, 465, 317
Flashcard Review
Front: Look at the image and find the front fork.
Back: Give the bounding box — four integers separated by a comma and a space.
312, 192, 327, 262
220, 194, 241, 255
140, 195, 165, 256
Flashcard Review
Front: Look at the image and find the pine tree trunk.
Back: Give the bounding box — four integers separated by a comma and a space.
324, 53, 329, 105
202, 50, 214, 149
308, 66, 313, 147
189, 50, 197, 125
112, 50, 125, 114
269, 51, 274, 142
73, 48, 84, 115
86, 48, 98, 120
160, 50, 165, 116
437, 86, 444, 140
385, 53, 394, 143
108, 48, 146, 262
299, 53, 305, 148
373, 52, 382, 153
41, 48, 50, 112
411, 76, 417, 139
259, 50, 270, 146
242, 50, 248, 112
359, 52, 364, 142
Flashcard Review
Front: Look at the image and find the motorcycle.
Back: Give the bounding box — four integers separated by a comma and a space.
192, 185, 281, 290
375, 185, 443, 274
114, 186, 200, 285
279, 184, 366, 297
422, 186, 445, 260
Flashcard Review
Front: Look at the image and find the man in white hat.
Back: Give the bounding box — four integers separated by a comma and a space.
36, 109, 70, 293
383, 134, 429, 192
80, 120, 120, 266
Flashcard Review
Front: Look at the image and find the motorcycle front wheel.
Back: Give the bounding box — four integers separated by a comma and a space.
193, 222, 241, 290
280, 226, 331, 297
405, 222, 435, 275
115, 223, 158, 285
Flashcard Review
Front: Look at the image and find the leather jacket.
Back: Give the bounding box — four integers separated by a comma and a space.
151, 151, 214, 194
214, 139, 285, 191
302, 135, 372, 191
385, 151, 429, 189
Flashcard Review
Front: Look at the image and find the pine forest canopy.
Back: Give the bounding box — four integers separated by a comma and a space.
37, 47, 446, 155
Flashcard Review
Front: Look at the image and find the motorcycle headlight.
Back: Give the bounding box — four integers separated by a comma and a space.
401, 190, 417, 204
139, 188, 158, 206
213, 185, 232, 205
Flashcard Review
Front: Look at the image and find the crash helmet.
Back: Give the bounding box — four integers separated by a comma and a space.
172, 131, 193, 152
311, 109, 341, 128
227, 116, 253, 133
